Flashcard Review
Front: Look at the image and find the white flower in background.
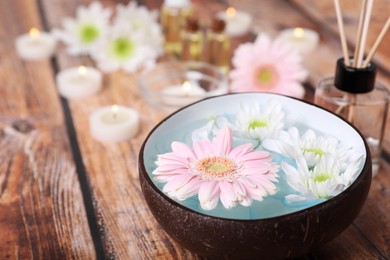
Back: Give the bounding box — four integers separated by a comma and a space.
263, 127, 357, 169
282, 155, 364, 203
235, 100, 285, 143
91, 22, 161, 73
114, 2, 164, 52
53, 1, 112, 55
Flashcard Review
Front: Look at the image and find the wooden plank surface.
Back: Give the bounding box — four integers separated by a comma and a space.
40, 0, 201, 258
1, 0, 389, 259
0, 0, 95, 259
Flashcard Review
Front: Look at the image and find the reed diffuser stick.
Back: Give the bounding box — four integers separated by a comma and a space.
353, 0, 367, 67
356, 0, 374, 68
363, 16, 390, 67
334, 0, 350, 66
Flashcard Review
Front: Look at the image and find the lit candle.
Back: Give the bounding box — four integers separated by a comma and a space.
15, 28, 56, 60
89, 105, 140, 143
56, 66, 102, 99
277, 27, 319, 54
161, 81, 207, 107
216, 7, 252, 37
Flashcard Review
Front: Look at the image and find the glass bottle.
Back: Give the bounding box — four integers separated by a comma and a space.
315, 57, 389, 176
180, 17, 203, 61
160, 0, 192, 56
205, 18, 231, 73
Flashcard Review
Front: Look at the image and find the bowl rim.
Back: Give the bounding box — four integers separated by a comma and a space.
139, 92, 372, 222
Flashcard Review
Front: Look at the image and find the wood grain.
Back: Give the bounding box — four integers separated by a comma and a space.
40, 0, 202, 258
0, 0, 95, 259
1, 0, 386, 259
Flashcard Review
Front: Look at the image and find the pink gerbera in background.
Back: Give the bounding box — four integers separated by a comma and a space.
153, 127, 279, 210
230, 33, 308, 98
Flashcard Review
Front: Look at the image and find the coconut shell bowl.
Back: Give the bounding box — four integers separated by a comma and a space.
139, 93, 371, 259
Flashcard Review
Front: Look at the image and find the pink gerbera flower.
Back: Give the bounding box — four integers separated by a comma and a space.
153, 127, 279, 210
230, 33, 308, 98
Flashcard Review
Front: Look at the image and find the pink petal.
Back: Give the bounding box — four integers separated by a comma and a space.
219, 181, 237, 208
171, 142, 196, 160
213, 127, 232, 155
200, 195, 219, 210
193, 139, 212, 159
162, 174, 195, 193
229, 143, 253, 158
240, 151, 271, 161
198, 181, 219, 203
176, 178, 203, 200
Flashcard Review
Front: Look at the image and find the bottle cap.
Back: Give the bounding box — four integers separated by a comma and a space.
211, 18, 226, 33
185, 17, 200, 32
334, 57, 377, 93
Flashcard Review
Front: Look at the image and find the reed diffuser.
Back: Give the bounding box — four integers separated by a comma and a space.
315, 0, 390, 176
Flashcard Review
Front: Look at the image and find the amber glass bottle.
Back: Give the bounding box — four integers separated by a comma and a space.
205, 18, 230, 73
160, 0, 192, 56
180, 17, 203, 61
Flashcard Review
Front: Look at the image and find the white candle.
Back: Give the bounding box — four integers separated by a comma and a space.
161, 81, 206, 107
164, 0, 190, 8
277, 27, 319, 54
56, 66, 102, 99
89, 105, 139, 143
15, 28, 56, 60
216, 7, 252, 37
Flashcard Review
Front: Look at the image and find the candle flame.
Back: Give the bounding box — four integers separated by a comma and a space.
29, 28, 40, 39
112, 105, 119, 118
182, 81, 191, 96
182, 81, 191, 91
226, 7, 236, 18
293, 27, 305, 39
78, 66, 87, 75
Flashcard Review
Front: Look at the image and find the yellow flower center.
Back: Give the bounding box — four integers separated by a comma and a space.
80, 24, 100, 44
248, 120, 268, 130
313, 172, 331, 183
195, 156, 238, 181
304, 148, 325, 156
255, 65, 278, 89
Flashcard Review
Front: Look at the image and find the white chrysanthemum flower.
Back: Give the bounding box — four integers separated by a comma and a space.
114, 2, 164, 52
91, 22, 161, 73
53, 2, 112, 55
263, 127, 356, 169
282, 155, 364, 203
235, 100, 285, 142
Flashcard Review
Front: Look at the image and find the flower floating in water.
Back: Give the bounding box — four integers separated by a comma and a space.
282, 155, 364, 203
230, 33, 308, 98
236, 100, 285, 143
53, 2, 112, 55
263, 127, 356, 169
153, 127, 279, 210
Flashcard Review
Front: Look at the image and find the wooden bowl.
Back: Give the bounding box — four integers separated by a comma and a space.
139, 93, 371, 259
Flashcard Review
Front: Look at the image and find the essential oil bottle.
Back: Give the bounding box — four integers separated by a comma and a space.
160, 0, 192, 56
205, 18, 231, 73
180, 17, 203, 61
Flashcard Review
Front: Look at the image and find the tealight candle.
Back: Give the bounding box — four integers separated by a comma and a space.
161, 81, 206, 107
277, 27, 319, 54
89, 105, 140, 143
216, 7, 252, 37
56, 66, 103, 99
15, 28, 56, 60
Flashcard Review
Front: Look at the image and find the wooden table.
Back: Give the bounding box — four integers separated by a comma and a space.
1, 0, 389, 259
